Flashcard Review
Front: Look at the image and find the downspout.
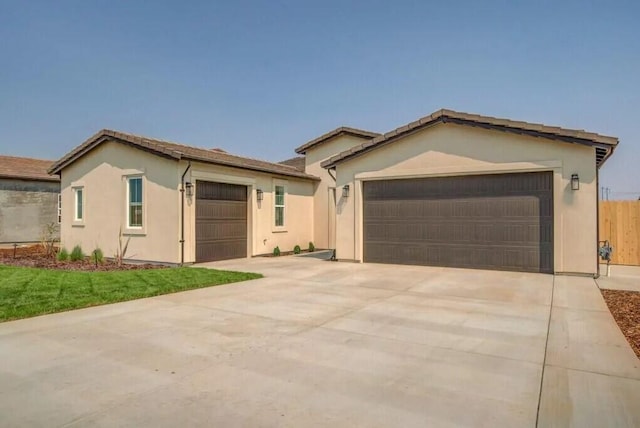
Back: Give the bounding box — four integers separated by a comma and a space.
327, 167, 336, 182
328, 167, 338, 261
594, 165, 601, 279
180, 161, 192, 265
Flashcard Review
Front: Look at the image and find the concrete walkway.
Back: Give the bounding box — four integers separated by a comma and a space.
596, 265, 640, 292
0, 255, 638, 427
538, 275, 640, 427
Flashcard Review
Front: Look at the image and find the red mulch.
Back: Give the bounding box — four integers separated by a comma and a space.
601, 289, 640, 359
0, 245, 165, 271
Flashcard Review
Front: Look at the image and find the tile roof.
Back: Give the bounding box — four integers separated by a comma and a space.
0, 155, 59, 182
48, 130, 320, 181
321, 109, 619, 169
295, 126, 380, 154
278, 156, 306, 172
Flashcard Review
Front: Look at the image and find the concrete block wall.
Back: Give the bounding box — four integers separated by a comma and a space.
0, 178, 60, 243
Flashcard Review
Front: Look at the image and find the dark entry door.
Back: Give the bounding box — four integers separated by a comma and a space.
362, 172, 554, 273
195, 181, 247, 262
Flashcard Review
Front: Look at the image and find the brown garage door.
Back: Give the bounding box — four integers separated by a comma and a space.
363, 172, 553, 273
196, 181, 247, 262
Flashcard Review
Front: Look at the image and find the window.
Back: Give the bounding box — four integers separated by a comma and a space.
274, 185, 285, 227
74, 188, 84, 221
128, 177, 143, 228
57, 194, 62, 223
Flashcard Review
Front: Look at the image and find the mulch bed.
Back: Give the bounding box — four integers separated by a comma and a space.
0, 245, 165, 272
601, 289, 640, 359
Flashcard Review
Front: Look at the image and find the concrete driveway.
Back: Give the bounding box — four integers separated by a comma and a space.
1, 254, 639, 427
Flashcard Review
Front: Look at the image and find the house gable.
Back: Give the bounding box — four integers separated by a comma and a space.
295, 126, 380, 155
321, 109, 618, 169
49, 129, 319, 181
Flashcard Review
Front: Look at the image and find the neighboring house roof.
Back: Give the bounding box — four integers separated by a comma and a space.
278, 156, 306, 172
295, 126, 380, 154
0, 155, 59, 182
48, 129, 320, 181
320, 109, 619, 169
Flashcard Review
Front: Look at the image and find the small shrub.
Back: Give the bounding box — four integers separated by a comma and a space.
308, 242, 315, 252
273, 246, 281, 257
70, 245, 85, 262
57, 247, 69, 261
293, 245, 301, 255
40, 222, 59, 257
115, 228, 131, 267
93, 248, 104, 264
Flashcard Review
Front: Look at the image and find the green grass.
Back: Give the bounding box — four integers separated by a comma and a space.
0, 266, 262, 322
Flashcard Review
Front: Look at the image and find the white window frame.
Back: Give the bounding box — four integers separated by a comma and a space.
126, 176, 144, 229
273, 179, 287, 231
57, 193, 62, 224
73, 187, 84, 222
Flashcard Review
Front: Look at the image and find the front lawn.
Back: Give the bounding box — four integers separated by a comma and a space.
0, 265, 262, 322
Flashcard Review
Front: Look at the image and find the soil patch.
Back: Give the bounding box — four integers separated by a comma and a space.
602, 289, 640, 359
0, 245, 165, 271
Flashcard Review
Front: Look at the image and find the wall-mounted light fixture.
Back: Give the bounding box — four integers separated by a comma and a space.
256, 189, 264, 202
185, 181, 194, 197
342, 185, 350, 198
571, 174, 579, 191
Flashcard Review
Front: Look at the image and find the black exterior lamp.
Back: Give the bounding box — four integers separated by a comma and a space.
342, 185, 350, 198
256, 189, 264, 202
185, 182, 194, 197
571, 174, 579, 191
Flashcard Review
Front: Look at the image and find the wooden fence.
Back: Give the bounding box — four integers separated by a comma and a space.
599, 201, 640, 266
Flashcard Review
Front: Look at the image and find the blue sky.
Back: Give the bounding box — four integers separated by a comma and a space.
1, 1, 638, 198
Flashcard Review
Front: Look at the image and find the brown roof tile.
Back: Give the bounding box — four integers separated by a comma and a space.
278, 156, 306, 172
49, 130, 320, 181
295, 126, 380, 154
0, 155, 59, 182
321, 109, 619, 169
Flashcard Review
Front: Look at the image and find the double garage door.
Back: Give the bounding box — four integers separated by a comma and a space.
363, 172, 554, 273
195, 181, 247, 263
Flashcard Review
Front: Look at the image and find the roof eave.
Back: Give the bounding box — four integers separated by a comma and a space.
295, 127, 380, 154
0, 173, 60, 182
322, 115, 619, 169
183, 154, 320, 181
49, 133, 182, 175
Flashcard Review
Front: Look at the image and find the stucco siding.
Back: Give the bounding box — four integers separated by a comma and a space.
60, 141, 181, 263
183, 161, 314, 262
0, 179, 60, 243
304, 135, 371, 249
334, 123, 598, 274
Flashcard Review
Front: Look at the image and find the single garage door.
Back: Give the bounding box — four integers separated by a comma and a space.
196, 181, 247, 262
363, 172, 554, 273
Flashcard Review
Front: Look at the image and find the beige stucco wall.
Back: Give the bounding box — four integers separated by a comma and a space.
182, 160, 315, 262
60, 141, 181, 263
304, 135, 372, 249
60, 141, 316, 264
334, 123, 599, 274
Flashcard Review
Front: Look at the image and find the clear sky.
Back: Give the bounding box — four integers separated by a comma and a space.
1, 0, 638, 198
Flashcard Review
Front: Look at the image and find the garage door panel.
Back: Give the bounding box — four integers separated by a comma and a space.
364, 174, 552, 201
363, 172, 553, 273
196, 200, 247, 220
196, 182, 247, 262
366, 197, 549, 220
365, 242, 549, 273
366, 219, 547, 243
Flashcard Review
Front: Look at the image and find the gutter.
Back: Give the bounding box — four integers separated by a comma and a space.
594, 166, 600, 279
180, 161, 191, 265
